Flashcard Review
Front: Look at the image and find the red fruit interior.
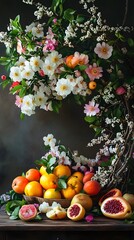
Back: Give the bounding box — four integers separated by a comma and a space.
104, 199, 124, 214
101, 190, 116, 202
69, 204, 80, 217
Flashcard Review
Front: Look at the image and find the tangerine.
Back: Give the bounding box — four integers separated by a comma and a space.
61, 186, 76, 199
72, 171, 84, 182
40, 173, 58, 190
83, 172, 94, 184
83, 180, 101, 196
88, 81, 97, 90
53, 165, 71, 178
67, 176, 83, 194
65, 55, 74, 68
26, 168, 41, 182
12, 176, 29, 194
24, 181, 43, 197
43, 188, 61, 199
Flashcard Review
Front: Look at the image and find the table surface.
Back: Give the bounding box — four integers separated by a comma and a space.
0, 207, 134, 232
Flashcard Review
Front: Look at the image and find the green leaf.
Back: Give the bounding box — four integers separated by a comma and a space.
58, 178, 67, 190
76, 14, 85, 23
52, 100, 62, 113
48, 157, 56, 167
128, 38, 134, 47
63, 8, 76, 21
84, 116, 97, 124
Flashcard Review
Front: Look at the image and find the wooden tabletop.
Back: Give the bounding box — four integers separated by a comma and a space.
0, 207, 134, 232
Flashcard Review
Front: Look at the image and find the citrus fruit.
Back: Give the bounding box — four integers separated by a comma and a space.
72, 171, 84, 182
61, 186, 77, 199
53, 165, 71, 178
12, 176, 29, 194
67, 176, 83, 193
40, 173, 58, 190
24, 181, 43, 197
67, 203, 85, 221
39, 166, 48, 175
61, 176, 83, 199
101, 196, 132, 219
43, 188, 61, 199
88, 81, 97, 90
71, 193, 93, 211
26, 168, 41, 181
83, 172, 94, 184
83, 180, 101, 196
19, 204, 37, 221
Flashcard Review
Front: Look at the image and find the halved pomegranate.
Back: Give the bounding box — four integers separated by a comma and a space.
99, 188, 122, 206
101, 196, 132, 219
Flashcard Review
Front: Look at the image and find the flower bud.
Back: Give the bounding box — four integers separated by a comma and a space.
116, 86, 126, 95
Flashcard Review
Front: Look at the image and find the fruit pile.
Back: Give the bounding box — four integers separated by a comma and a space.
12, 165, 101, 199
10, 165, 134, 222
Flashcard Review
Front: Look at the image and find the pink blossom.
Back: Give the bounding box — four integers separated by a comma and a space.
84, 101, 100, 116
17, 39, 26, 54
43, 39, 58, 52
53, 18, 57, 24
94, 42, 113, 59
85, 214, 94, 222
116, 86, 126, 95
15, 95, 23, 108
85, 63, 103, 81
74, 70, 81, 77
71, 52, 89, 67
39, 69, 45, 77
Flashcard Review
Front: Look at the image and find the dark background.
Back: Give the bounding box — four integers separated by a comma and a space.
0, 0, 134, 195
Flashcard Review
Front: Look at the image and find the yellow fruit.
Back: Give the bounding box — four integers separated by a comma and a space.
67, 203, 85, 221
72, 171, 84, 182
39, 166, 48, 175
53, 165, 71, 178
24, 181, 43, 197
40, 173, 58, 190
43, 189, 61, 199
71, 193, 93, 211
46, 206, 67, 220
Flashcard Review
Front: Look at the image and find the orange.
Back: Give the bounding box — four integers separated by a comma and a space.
43, 188, 61, 199
83, 172, 94, 184
26, 168, 41, 181
88, 81, 97, 90
72, 171, 84, 182
62, 176, 83, 199
39, 166, 48, 175
24, 181, 43, 197
67, 176, 83, 193
40, 173, 58, 190
53, 165, 71, 178
61, 186, 77, 199
12, 176, 29, 194
83, 180, 101, 196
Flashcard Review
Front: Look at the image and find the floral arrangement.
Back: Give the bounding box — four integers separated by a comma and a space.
0, 0, 134, 192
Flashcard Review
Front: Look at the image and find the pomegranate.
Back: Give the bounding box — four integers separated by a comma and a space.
67, 203, 85, 221
101, 196, 132, 219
